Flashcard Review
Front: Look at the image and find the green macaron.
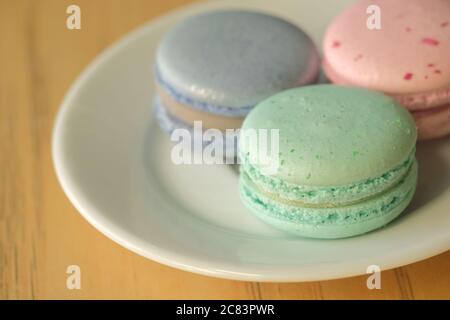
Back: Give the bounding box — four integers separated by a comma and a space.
239, 85, 418, 239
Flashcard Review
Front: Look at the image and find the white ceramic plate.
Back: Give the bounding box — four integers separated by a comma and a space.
53, 0, 450, 282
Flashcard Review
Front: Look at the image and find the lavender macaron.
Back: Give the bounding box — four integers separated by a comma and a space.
154, 10, 320, 155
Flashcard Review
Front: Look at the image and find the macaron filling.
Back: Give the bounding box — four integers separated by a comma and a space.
240, 160, 417, 227
154, 96, 240, 155
240, 148, 416, 206
323, 58, 450, 111
154, 66, 253, 117
157, 83, 244, 130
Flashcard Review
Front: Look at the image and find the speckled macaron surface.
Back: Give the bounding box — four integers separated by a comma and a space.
239, 85, 418, 239
322, 0, 450, 140
323, 0, 450, 95
155, 10, 320, 115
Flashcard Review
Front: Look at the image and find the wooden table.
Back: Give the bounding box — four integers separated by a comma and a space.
1, 0, 449, 300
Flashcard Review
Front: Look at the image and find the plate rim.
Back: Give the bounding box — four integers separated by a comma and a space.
52, 0, 450, 282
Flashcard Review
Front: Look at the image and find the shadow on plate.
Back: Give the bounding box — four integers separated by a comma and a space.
406, 136, 450, 214
229, 163, 240, 175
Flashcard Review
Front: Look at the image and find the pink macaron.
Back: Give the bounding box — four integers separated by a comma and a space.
323, 0, 450, 140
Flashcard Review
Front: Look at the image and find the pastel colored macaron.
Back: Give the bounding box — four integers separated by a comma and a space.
323, 0, 450, 140
154, 10, 320, 149
239, 85, 418, 239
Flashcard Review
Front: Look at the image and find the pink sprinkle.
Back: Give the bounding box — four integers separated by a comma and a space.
405, 27, 412, 32
332, 41, 341, 48
353, 54, 363, 61
424, 76, 429, 79
421, 37, 440, 46
435, 70, 441, 74
404, 73, 413, 80
441, 22, 449, 28
428, 63, 435, 68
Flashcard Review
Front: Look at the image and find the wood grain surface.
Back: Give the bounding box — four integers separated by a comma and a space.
0, 0, 449, 300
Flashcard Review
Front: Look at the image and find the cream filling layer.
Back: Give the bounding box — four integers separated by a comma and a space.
322, 58, 450, 111
157, 84, 244, 131
242, 159, 415, 209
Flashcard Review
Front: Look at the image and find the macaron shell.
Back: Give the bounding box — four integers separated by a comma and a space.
240, 85, 417, 186
392, 86, 450, 111
413, 103, 450, 140
240, 148, 414, 205
156, 10, 319, 110
154, 96, 239, 157
323, 0, 450, 94
240, 160, 417, 239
